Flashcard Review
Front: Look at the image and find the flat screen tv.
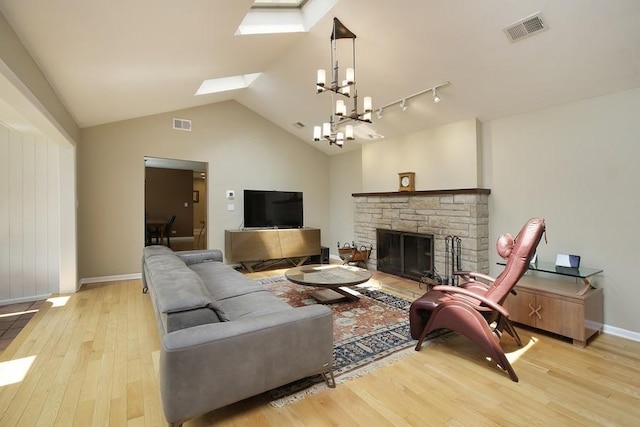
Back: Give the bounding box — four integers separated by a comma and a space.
243, 190, 303, 229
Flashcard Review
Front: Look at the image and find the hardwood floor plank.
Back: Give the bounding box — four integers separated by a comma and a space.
1, 269, 639, 426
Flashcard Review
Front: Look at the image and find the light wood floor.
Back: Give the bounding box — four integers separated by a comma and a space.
1, 267, 639, 426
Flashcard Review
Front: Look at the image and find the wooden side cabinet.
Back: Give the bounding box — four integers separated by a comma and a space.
504, 276, 603, 347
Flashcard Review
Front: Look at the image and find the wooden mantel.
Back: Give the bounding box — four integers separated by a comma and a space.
352, 188, 491, 197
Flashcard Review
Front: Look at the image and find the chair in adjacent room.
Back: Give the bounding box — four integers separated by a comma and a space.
148, 214, 176, 247
164, 215, 176, 248
409, 217, 546, 382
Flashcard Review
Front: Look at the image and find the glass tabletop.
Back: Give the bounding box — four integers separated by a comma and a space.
497, 260, 602, 278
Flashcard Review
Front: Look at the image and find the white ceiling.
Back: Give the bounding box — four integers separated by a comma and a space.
1, 0, 640, 155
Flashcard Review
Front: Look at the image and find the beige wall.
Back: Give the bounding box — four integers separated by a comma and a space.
327, 149, 362, 257
361, 119, 481, 192
0, 13, 79, 144
482, 87, 640, 335
78, 100, 330, 278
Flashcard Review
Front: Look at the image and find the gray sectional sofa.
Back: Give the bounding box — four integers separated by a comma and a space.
142, 245, 334, 427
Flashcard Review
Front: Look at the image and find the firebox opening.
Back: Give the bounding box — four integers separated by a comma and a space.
376, 229, 434, 281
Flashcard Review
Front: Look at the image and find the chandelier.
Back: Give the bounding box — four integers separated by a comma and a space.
313, 18, 372, 147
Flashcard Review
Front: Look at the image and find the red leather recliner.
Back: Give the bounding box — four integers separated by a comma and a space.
409, 218, 547, 382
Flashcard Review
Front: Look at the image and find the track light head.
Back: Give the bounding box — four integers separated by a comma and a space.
432, 87, 441, 103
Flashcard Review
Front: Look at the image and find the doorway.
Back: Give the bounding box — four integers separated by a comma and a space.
144, 157, 208, 250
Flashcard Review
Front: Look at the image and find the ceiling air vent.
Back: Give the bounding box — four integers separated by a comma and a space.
504, 13, 547, 43
173, 118, 192, 131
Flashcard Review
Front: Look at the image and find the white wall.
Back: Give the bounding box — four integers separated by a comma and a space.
78, 100, 330, 279
482, 88, 640, 333
1, 12, 78, 300
0, 124, 61, 303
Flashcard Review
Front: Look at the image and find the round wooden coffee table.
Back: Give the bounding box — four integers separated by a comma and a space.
285, 264, 372, 303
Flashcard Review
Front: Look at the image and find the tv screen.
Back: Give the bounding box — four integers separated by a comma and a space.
243, 190, 303, 229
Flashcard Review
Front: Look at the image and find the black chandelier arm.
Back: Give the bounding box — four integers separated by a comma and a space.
316, 84, 354, 97
336, 114, 371, 125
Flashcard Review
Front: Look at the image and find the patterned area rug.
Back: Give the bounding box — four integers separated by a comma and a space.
258, 276, 448, 406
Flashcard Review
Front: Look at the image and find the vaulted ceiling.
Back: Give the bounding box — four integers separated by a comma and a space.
2, 0, 640, 155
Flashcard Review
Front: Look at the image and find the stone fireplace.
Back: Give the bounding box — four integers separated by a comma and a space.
352, 189, 490, 281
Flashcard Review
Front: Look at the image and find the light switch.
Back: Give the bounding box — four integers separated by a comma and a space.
227, 204, 235, 211
184, 202, 189, 207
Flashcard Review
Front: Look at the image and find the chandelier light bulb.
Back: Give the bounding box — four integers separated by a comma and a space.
376, 108, 383, 119
316, 69, 326, 86
363, 96, 372, 113
345, 125, 354, 140
336, 100, 346, 116
313, 126, 321, 141
336, 132, 344, 146
345, 68, 355, 84
322, 122, 331, 138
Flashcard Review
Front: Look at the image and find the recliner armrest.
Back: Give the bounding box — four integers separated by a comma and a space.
454, 271, 495, 283
431, 285, 510, 318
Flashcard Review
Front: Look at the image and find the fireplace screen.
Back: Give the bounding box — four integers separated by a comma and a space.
376, 229, 434, 281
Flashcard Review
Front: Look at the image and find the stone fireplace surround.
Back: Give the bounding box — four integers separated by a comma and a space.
352, 189, 491, 280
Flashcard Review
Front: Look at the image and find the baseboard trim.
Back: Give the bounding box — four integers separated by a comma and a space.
78, 273, 142, 290
603, 324, 640, 342
0, 293, 52, 307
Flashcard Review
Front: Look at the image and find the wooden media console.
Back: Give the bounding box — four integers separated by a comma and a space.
224, 228, 321, 271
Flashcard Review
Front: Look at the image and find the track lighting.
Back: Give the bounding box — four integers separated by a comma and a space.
432, 87, 441, 104
373, 81, 450, 116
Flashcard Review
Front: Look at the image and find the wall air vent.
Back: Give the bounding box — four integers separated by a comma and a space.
173, 118, 192, 131
504, 12, 547, 43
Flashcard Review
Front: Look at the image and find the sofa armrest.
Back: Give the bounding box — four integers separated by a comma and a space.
159, 305, 333, 424
175, 249, 223, 265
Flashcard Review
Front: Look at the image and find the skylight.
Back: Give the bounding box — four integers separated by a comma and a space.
252, 0, 308, 8
195, 73, 262, 96
236, 0, 336, 35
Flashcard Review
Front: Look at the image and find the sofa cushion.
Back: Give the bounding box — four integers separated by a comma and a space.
219, 290, 292, 320
145, 253, 189, 280
189, 262, 265, 301
153, 263, 213, 313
